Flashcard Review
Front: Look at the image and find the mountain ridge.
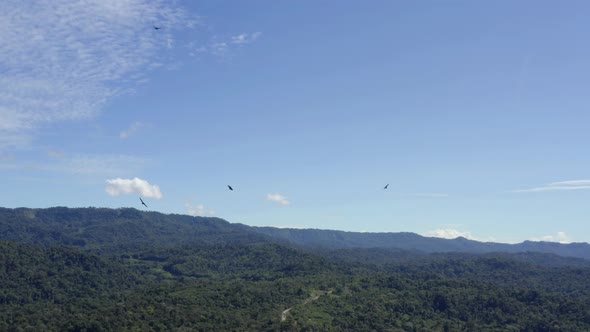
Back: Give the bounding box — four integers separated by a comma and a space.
1, 206, 589, 259
251, 226, 590, 259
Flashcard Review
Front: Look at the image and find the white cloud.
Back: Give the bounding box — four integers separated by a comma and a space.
529, 231, 572, 244
120, 121, 147, 139
424, 229, 476, 240
105, 177, 162, 199
186, 202, 215, 217
0, 0, 194, 147
266, 193, 290, 206
514, 180, 590, 192
231, 32, 262, 45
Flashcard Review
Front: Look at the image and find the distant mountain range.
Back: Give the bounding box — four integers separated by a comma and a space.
1, 206, 589, 260
251, 226, 590, 260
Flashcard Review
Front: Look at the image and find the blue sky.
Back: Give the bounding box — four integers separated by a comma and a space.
1, 1, 590, 244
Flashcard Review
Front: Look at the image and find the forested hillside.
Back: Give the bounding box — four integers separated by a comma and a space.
0, 207, 269, 251
3, 207, 590, 259
1, 207, 590, 331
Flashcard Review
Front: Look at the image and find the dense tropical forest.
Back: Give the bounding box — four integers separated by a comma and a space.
1, 207, 590, 331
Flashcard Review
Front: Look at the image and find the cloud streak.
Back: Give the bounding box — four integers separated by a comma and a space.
189, 32, 262, 58
120, 121, 147, 139
514, 180, 590, 193
231, 32, 262, 45
0, 0, 193, 147
105, 177, 162, 199
266, 193, 290, 206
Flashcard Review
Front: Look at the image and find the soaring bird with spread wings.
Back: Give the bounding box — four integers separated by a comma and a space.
139, 197, 148, 208
227, 185, 234, 191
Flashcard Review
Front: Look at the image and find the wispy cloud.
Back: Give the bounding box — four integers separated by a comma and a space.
120, 121, 148, 139
231, 32, 262, 45
514, 180, 590, 193
190, 32, 262, 58
529, 231, 572, 244
0, 0, 194, 148
209, 41, 229, 57
186, 202, 215, 217
105, 177, 162, 199
266, 193, 290, 206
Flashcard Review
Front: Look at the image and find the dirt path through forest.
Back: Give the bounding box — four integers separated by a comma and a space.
280, 291, 331, 322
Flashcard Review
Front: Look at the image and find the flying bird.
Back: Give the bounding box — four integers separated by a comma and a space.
227, 185, 234, 191
153, 25, 162, 30
139, 197, 148, 208
384, 184, 389, 189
